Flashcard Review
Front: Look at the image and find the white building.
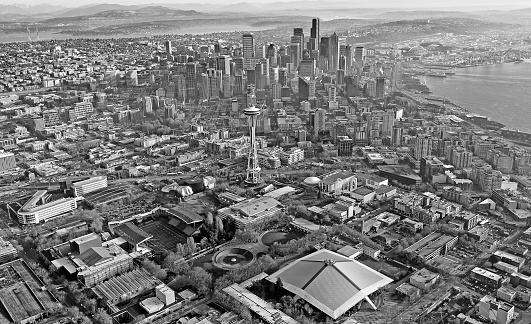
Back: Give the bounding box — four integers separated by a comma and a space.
478, 295, 514, 324
155, 284, 175, 305
12, 190, 77, 225
319, 170, 357, 195
71, 176, 108, 197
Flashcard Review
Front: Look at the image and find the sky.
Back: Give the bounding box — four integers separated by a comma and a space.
2, 0, 530, 8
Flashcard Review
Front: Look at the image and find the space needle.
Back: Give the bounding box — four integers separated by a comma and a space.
244, 105, 261, 185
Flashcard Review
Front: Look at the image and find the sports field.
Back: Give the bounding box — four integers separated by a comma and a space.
140, 220, 187, 253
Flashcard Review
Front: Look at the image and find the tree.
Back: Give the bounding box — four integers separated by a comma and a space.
93, 310, 113, 324
189, 267, 213, 296
90, 217, 103, 233
176, 243, 188, 256
216, 217, 224, 233
186, 237, 196, 254
85, 298, 97, 313
163, 252, 190, 274
205, 212, 214, 227
140, 259, 167, 280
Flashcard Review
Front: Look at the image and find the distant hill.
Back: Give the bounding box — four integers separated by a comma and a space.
42, 6, 204, 24
0, 4, 65, 15
218, 2, 259, 12
52, 4, 142, 17
372, 10, 478, 20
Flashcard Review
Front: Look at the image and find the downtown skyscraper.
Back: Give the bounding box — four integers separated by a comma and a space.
329, 33, 339, 72
309, 18, 320, 54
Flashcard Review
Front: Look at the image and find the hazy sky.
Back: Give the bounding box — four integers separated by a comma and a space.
3, 0, 530, 8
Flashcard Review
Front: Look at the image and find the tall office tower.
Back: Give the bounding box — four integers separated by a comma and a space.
246, 68, 256, 87
366, 79, 376, 97
328, 85, 337, 103
272, 81, 282, 100
278, 68, 288, 86
143, 96, 153, 113
329, 33, 339, 72
293, 28, 305, 51
299, 77, 310, 102
246, 85, 257, 107
392, 126, 403, 146
337, 69, 345, 85
202, 69, 221, 100
414, 135, 434, 160
309, 18, 320, 52
233, 57, 244, 74
355, 46, 365, 68
344, 45, 353, 75
126, 70, 138, 87
242, 34, 255, 58
244, 106, 262, 185
254, 62, 264, 90
310, 108, 326, 134
381, 110, 394, 137
174, 74, 186, 101
234, 74, 244, 95
165, 40, 172, 56
185, 62, 198, 100
266, 44, 277, 67
255, 44, 266, 59
376, 76, 386, 99
308, 79, 316, 98
339, 55, 346, 70
289, 41, 301, 70
223, 75, 233, 98
320, 36, 329, 58
353, 120, 368, 145
217, 56, 231, 75
345, 76, 359, 96
269, 67, 279, 85
299, 58, 316, 77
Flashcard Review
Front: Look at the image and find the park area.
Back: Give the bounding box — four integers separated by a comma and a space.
260, 231, 302, 247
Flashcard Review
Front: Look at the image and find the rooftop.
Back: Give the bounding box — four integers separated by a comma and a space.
114, 222, 153, 245
266, 249, 392, 319
410, 268, 439, 284
321, 170, 355, 185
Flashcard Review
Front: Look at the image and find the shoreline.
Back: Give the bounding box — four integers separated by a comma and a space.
417, 62, 531, 133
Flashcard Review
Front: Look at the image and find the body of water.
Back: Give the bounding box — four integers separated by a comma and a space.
423, 61, 531, 132
0, 25, 269, 43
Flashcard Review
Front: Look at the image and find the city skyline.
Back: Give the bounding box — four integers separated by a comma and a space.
0, 2, 530, 324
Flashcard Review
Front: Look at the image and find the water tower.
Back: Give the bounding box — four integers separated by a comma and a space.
244, 106, 261, 185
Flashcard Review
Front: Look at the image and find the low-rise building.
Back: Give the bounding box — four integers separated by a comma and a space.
471, 267, 502, 289
409, 268, 439, 290
218, 197, 282, 229
319, 170, 357, 195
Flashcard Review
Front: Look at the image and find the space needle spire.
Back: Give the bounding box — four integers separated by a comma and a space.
244, 105, 262, 185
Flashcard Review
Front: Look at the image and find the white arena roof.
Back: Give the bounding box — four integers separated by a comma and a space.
266, 249, 392, 319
